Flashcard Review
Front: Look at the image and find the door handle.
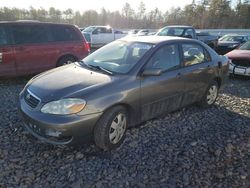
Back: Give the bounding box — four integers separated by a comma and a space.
0, 52, 2, 64
218, 62, 222, 69
176, 72, 181, 79
16, 47, 25, 51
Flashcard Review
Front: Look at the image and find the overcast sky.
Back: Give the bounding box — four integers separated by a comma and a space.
1, 0, 195, 12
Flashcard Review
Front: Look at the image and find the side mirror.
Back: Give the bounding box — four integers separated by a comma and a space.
142, 68, 163, 76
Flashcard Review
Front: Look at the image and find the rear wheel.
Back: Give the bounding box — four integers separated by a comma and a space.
199, 81, 219, 107
94, 106, 128, 151
57, 56, 76, 67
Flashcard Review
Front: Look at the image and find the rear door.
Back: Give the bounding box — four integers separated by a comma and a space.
0, 24, 16, 76
140, 44, 184, 121
10, 24, 50, 75
180, 42, 215, 106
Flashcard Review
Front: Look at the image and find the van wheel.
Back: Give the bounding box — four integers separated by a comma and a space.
199, 81, 218, 107
57, 56, 76, 67
94, 106, 128, 151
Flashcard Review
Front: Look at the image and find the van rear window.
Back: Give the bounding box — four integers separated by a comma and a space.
50, 25, 80, 42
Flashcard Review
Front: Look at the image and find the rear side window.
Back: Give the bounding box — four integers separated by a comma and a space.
0, 25, 9, 45
11, 25, 49, 44
182, 43, 211, 66
50, 25, 80, 42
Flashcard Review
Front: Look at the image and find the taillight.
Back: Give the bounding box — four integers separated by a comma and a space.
85, 42, 90, 53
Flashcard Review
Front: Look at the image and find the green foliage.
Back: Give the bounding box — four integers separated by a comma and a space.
0, 1, 250, 29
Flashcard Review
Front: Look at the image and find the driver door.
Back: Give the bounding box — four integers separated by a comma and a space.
140, 44, 185, 121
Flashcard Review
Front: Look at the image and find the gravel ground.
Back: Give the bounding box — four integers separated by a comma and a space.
0, 76, 249, 188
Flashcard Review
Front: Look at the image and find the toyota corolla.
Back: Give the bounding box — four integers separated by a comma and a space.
19, 36, 229, 150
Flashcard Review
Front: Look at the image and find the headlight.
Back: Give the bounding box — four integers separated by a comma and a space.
228, 44, 238, 48
41, 98, 86, 115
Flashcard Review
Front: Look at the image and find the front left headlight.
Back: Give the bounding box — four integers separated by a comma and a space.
41, 98, 86, 115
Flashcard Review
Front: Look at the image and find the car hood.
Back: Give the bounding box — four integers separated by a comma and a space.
226, 50, 250, 59
27, 63, 112, 102
218, 41, 240, 46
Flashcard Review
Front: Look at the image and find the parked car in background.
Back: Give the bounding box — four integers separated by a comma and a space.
0, 21, 90, 77
79, 27, 85, 32
196, 31, 218, 49
82, 25, 126, 48
226, 41, 250, 76
19, 36, 229, 150
156, 25, 197, 39
137, 29, 149, 36
127, 29, 138, 36
216, 34, 249, 55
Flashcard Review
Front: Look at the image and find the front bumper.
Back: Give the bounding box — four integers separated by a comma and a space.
229, 63, 250, 76
20, 98, 102, 145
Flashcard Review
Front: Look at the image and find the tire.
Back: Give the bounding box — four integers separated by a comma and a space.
56, 56, 76, 67
94, 106, 128, 151
199, 81, 219, 107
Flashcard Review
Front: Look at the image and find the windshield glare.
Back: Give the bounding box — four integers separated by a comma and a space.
219, 35, 243, 42
81, 41, 153, 74
83, 26, 96, 33
239, 41, 250, 50
157, 27, 185, 36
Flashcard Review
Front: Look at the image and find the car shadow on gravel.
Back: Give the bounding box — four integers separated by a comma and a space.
2, 103, 249, 187
224, 76, 250, 99
1, 77, 250, 187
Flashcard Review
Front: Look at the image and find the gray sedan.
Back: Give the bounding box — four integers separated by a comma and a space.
19, 36, 229, 150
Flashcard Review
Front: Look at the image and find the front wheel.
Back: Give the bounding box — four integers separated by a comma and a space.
56, 56, 76, 67
94, 106, 128, 151
199, 81, 219, 107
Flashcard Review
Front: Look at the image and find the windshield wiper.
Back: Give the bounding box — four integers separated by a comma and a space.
80, 61, 113, 75
88, 65, 113, 75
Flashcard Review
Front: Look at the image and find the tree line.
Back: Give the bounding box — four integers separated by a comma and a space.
0, 0, 250, 29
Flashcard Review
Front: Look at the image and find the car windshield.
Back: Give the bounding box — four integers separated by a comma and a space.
157, 27, 185, 36
83, 26, 96, 33
219, 35, 244, 42
239, 41, 250, 50
81, 40, 153, 74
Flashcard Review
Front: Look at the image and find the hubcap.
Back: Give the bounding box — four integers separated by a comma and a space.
109, 113, 126, 144
64, 60, 73, 65
207, 85, 218, 105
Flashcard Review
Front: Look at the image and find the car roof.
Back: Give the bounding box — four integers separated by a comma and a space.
0, 20, 75, 27
164, 25, 194, 28
119, 36, 194, 44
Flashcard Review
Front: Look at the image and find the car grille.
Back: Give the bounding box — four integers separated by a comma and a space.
232, 59, 250, 67
24, 89, 41, 108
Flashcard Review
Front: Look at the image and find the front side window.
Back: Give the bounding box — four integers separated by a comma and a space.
11, 25, 49, 44
146, 44, 180, 71
0, 26, 9, 45
184, 29, 195, 38
81, 40, 153, 74
182, 43, 210, 66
